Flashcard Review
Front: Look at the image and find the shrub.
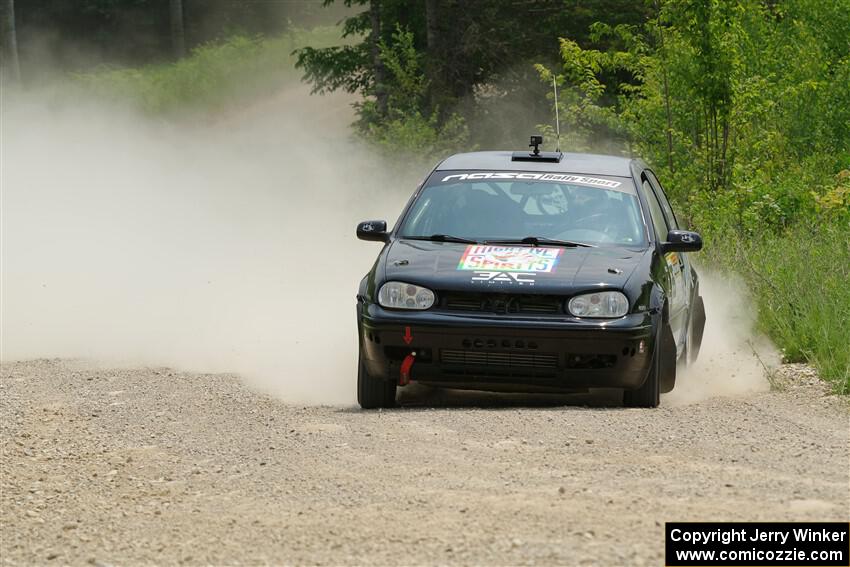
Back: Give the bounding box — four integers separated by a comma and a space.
74, 26, 343, 115
703, 220, 850, 394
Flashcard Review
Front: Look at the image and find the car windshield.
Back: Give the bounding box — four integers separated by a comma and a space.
399, 170, 647, 246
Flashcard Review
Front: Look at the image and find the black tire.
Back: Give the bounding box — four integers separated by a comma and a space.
678, 303, 695, 373
659, 322, 679, 394
357, 352, 397, 409
689, 295, 706, 365
624, 331, 661, 408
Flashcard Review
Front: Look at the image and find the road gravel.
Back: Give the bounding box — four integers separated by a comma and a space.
1, 359, 847, 566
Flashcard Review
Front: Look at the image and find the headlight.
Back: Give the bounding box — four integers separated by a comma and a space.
378, 282, 435, 310
568, 291, 629, 318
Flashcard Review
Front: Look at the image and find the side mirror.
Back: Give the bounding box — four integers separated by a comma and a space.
356, 220, 389, 242
661, 230, 703, 253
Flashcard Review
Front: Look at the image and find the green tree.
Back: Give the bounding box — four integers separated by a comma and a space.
540, 0, 850, 224
296, 0, 652, 148
360, 25, 470, 160
538, 0, 850, 389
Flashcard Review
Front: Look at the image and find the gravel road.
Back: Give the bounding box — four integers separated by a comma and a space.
1, 359, 847, 566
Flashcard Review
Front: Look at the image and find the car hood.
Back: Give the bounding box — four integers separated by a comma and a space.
384, 240, 646, 293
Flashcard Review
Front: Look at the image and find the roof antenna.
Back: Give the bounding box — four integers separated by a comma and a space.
552, 76, 562, 153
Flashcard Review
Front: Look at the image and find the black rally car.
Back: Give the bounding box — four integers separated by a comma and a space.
355, 140, 706, 408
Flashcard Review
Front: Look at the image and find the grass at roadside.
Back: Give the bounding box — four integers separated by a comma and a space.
704, 221, 850, 394
73, 26, 345, 115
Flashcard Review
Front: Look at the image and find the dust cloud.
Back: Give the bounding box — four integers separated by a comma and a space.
664, 272, 776, 405
2, 83, 776, 406
1, 84, 411, 405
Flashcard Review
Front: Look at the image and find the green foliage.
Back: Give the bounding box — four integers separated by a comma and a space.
296, 0, 653, 151
542, 0, 850, 389
14, 0, 329, 71
358, 26, 470, 162
813, 171, 850, 221
75, 27, 343, 115
705, 221, 850, 394
534, 40, 625, 153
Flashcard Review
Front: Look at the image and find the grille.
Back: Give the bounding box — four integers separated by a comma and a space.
441, 292, 562, 314
441, 349, 558, 369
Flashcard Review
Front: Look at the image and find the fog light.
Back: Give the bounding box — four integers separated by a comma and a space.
638, 340, 646, 354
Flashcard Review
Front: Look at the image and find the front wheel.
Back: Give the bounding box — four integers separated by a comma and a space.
688, 294, 706, 365
357, 352, 397, 409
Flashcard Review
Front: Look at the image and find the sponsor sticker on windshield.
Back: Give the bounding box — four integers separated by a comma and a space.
457, 245, 562, 273
440, 172, 622, 189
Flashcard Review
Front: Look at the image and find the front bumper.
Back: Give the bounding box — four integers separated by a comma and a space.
359, 304, 657, 392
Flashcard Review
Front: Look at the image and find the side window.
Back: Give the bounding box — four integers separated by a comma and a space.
643, 179, 669, 241
645, 170, 679, 230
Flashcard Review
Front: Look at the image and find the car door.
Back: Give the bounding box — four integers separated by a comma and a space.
641, 173, 688, 354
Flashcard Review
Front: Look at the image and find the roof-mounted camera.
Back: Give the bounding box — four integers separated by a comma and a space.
511, 134, 563, 163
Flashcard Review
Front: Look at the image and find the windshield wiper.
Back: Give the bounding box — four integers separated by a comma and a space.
405, 234, 481, 244
486, 236, 596, 248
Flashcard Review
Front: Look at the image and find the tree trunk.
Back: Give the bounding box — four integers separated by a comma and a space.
424, 0, 440, 110
369, 0, 387, 115
2, 0, 20, 84
720, 120, 729, 188
653, 10, 674, 174
169, 0, 186, 59
425, 0, 439, 53
661, 68, 674, 172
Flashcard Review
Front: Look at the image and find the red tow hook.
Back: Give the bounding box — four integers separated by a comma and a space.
399, 352, 416, 386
